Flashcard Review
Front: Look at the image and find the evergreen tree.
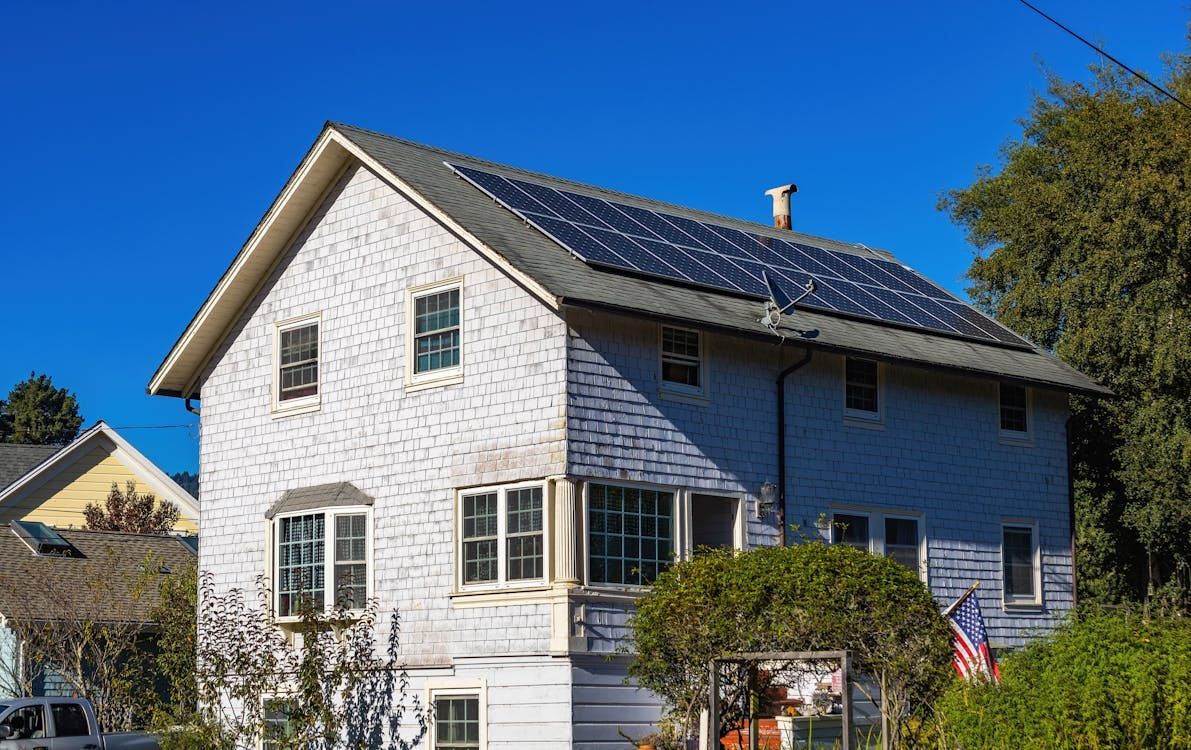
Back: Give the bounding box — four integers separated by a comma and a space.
0, 372, 83, 445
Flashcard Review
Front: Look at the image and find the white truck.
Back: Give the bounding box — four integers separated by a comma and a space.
0, 698, 158, 750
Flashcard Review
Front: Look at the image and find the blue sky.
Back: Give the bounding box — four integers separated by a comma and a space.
1, 1, 1185, 474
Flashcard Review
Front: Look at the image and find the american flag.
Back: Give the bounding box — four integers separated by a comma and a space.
947, 591, 1000, 683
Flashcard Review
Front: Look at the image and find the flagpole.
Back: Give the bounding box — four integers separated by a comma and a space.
942, 580, 981, 618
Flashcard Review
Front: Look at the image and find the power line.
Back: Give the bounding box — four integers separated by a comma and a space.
1017, 0, 1191, 112
109, 424, 195, 430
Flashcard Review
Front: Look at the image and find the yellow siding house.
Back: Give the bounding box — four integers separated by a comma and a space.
0, 421, 198, 533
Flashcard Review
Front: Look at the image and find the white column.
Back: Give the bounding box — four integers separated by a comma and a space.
554, 477, 580, 586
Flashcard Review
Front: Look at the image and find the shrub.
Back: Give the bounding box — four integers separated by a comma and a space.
934, 612, 1191, 749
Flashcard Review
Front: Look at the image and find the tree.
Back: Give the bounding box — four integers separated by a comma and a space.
940, 54, 1191, 610
152, 561, 198, 725
628, 543, 954, 748
0, 372, 83, 445
85, 480, 180, 534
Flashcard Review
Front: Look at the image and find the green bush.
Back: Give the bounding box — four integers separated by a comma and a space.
934, 612, 1191, 749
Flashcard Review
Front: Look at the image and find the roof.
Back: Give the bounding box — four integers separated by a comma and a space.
0, 445, 59, 492
0, 421, 200, 525
0, 524, 196, 624
265, 482, 373, 519
147, 122, 1109, 398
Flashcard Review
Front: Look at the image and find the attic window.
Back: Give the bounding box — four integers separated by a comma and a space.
273, 313, 321, 415
11, 520, 75, 557
660, 326, 704, 397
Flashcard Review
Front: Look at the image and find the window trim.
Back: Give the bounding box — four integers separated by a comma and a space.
658, 324, 708, 400
998, 383, 1033, 443
1001, 519, 1042, 610
405, 277, 464, 391
683, 491, 746, 557
828, 506, 927, 583
842, 357, 884, 425
272, 312, 322, 417
426, 679, 487, 750
455, 481, 550, 593
267, 504, 373, 622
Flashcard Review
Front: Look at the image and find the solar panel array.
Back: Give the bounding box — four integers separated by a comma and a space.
448, 163, 1029, 348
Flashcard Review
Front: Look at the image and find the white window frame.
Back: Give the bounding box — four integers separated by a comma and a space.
842, 357, 884, 424
998, 383, 1033, 443
659, 325, 707, 400
267, 504, 373, 622
828, 506, 927, 582
455, 481, 550, 593
272, 312, 322, 417
405, 278, 464, 391
1001, 519, 1042, 609
426, 679, 487, 750
682, 491, 746, 556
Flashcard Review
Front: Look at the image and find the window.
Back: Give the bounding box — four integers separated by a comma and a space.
660, 326, 704, 396
274, 314, 320, 412
458, 483, 546, 589
274, 509, 369, 617
1002, 523, 1040, 606
884, 517, 920, 571
588, 483, 673, 586
50, 703, 90, 737
408, 280, 463, 386
831, 513, 871, 551
999, 384, 1029, 436
844, 357, 880, 417
262, 698, 295, 750
0, 704, 45, 740
433, 695, 481, 750
830, 509, 925, 579
690, 494, 741, 552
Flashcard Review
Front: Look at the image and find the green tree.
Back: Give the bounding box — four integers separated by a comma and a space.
0, 372, 83, 445
940, 54, 1191, 610
85, 480, 181, 534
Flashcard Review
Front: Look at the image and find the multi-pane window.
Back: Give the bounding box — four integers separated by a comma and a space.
1003, 524, 1038, 603
999, 384, 1029, 434
660, 326, 702, 393
433, 695, 481, 750
845, 357, 879, 415
831, 510, 924, 579
459, 484, 545, 588
263, 699, 295, 750
884, 517, 921, 572
414, 287, 461, 375
588, 483, 673, 586
275, 509, 369, 616
278, 320, 319, 402
831, 513, 870, 551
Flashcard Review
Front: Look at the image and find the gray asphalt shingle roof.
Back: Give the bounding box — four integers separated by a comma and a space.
265, 482, 374, 519
331, 123, 1107, 396
0, 445, 60, 492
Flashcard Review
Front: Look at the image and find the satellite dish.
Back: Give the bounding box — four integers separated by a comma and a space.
759, 271, 816, 337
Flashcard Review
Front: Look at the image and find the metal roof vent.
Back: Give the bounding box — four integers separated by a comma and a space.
11, 520, 76, 557
764, 183, 798, 230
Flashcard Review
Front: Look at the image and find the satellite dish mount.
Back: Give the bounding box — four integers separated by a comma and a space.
760, 270, 816, 338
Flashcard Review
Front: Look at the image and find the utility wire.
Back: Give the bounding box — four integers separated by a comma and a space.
1017, 0, 1191, 112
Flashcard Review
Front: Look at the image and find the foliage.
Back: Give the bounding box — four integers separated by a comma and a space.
0, 371, 83, 445
170, 470, 200, 499
151, 560, 198, 725
85, 480, 181, 534
940, 54, 1191, 609
933, 612, 1191, 749
173, 572, 426, 750
628, 543, 953, 747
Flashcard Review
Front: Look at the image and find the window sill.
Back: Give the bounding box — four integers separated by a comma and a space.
274, 609, 366, 626
659, 388, 709, 407
998, 432, 1033, 447
449, 586, 555, 608
843, 413, 885, 430
405, 373, 464, 393
1003, 600, 1043, 613
271, 400, 321, 419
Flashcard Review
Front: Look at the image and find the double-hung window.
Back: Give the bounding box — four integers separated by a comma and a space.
274, 507, 370, 616
587, 483, 674, 586
999, 383, 1030, 438
408, 280, 462, 387
844, 357, 880, 419
273, 314, 320, 413
1002, 522, 1040, 607
830, 509, 925, 580
458, 483, 546, 590
660, 326, 704, 396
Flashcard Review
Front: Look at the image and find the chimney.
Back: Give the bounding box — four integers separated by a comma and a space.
764, 183, 798, 230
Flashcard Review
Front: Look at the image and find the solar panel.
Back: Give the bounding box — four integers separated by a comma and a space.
448, 163, 1031, 348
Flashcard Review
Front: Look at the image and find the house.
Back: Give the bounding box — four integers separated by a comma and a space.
0, 521, 197, 698
0, 421, 199, 533
146, 123, 1106, 748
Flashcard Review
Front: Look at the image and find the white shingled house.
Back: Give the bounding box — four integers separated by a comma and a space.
147, 122, 1106, 748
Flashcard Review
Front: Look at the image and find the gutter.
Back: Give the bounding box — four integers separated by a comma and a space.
776, 349, 814, 546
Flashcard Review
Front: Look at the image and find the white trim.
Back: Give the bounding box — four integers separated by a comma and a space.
271, 312, 322, 417
1001, 519, 1042, 610
828, 505, 928, 583
842, 356, 885, 425
998, 383, 1034, 445
658, 324, 708, 401
685, 491, 746, 556
0, 421, 200, 525
269, 504, 374, 620
425, 679, 488, 750
454, 480, 550, 593
405, 277, 465, 390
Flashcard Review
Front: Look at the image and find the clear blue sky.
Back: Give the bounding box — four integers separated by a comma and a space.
1, 1, 1185, 474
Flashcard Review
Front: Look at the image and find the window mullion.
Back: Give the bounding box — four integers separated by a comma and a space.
497, 489, 507, 585
325, 512, 335, 611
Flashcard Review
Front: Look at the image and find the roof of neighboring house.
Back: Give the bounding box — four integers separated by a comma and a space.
0, 445, 59, 491
147, 122, 1109, 399
0, 421, 200, 525
0, 523, 196, 624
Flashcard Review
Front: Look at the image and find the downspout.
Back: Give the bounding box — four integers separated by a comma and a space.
776, 349, 813, 546
185, 396, 201, 416
1065, 414, 1078, 613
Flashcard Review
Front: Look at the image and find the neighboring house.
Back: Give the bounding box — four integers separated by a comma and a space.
0, 421, 199, 533
146, 123, 1107, 748
0, 521, 197, 698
